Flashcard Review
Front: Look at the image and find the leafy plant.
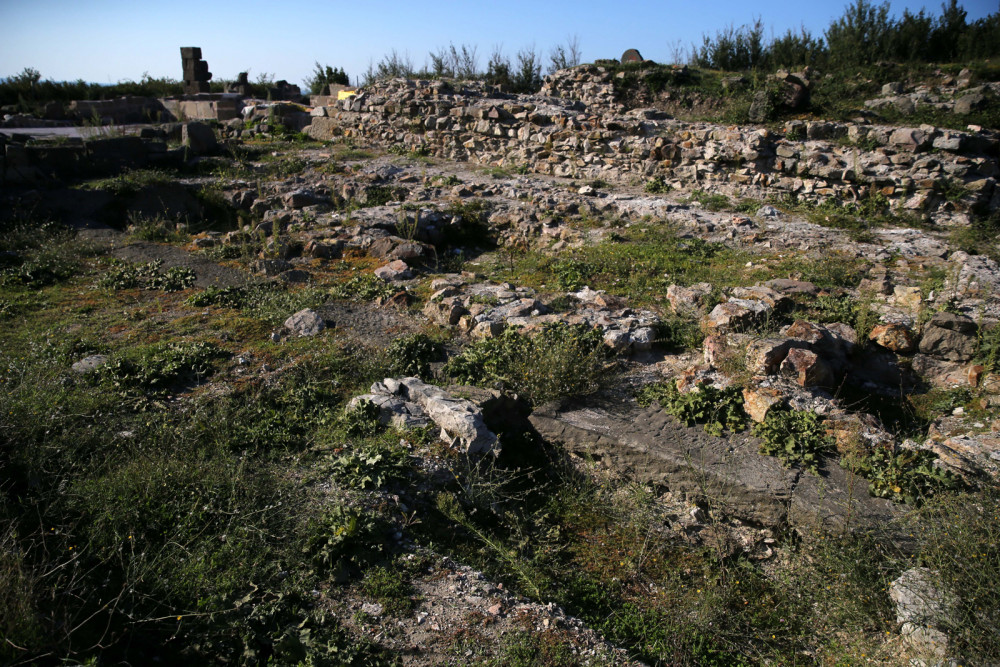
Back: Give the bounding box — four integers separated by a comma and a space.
753, 408, 832, 473
843, 446, 963, 505
328, 443, 410, 490
96, 259, 195, 292
644, 175, 671, 194
329, 274, 398, 302
0, 220, 86, 288
687, 189, 731, 212
637, 381, 748, 436
340, 399, 384, 438
360, 566, 416, 615
100, 341, 225, 396
305, 506, 387, 581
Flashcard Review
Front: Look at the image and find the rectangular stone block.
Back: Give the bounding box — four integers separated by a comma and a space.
183, 81, 211, 94
180, 47, 201, 60
183, 60, 209, 78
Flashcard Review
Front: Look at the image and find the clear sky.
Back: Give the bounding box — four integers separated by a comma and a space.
1, 0, 997, 88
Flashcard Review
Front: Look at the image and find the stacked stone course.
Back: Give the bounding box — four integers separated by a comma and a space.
303, 67, 999, 222
180, 47, 212, 94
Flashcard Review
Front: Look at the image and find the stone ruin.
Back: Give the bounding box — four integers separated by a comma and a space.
180, 46, 212, 94
225, 72, 252, 97
620, 48, 643, 64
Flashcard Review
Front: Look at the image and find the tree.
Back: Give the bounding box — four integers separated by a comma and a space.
548, 34, 582, 74
513, 46, 543, 93
485, 45, 512, 89
825, 0, 894, 67
306, 62, 349, 95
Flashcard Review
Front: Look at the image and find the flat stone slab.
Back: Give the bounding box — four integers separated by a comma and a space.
529, 397, 903, 534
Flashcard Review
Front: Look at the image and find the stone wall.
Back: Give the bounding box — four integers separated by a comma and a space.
0, 128, 201, 185
304, 72, 999, 220
68, 96, 174, 124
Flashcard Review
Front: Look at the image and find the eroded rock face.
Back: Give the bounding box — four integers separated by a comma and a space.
890, 568, 958, 661
528, 399, 902, 533
918, 311, 978, 362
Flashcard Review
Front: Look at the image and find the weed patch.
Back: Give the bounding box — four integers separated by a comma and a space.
753, 408, 833, 473
444, 324, 609, 406
386, 332, 444, 380
636, 381, 748, 436
97, 259, 195, 292
99, 340, 225, 396
843, 446, 964, 505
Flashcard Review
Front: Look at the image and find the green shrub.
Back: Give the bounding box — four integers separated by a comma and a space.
753, 408, 832, 474
0, 220, 85, 288
127, 216, 190, 243
305, 506, 388, 581
186, 284, 249, 308
445, 323, 608, 406
688, 189, 731, 212
340, 398, 384, 438
327, 442, 410, 490
329, 274, 398, 302
644, 175, 671, 194
656, 314, 704, 353
362, 185, 405, 208
97, 259, 195, 292
905, 488, 1000, 662
361, 566, 416, 615
386, 333, 443, 379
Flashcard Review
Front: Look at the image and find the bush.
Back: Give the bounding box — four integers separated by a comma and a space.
842, 446, 963, 505
905, 488, 1000, 662
96, 259, 195, 292
329, 274, 398, 302
0, 220, 86, 288
305, 62, 350, 94
386, 333, 444, 379
444, 323, 608, 406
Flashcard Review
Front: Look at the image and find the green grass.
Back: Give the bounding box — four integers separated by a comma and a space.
493, 221, 749, 305
0, 228, 405, 664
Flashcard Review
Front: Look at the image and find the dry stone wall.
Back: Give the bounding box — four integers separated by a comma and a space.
305, 68, 999, 221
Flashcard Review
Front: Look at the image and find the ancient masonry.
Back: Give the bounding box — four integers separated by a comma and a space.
303, 67, 1000, 221
180, 47, 211, 94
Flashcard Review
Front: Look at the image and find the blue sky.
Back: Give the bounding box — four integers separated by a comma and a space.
1, 0, 997, 88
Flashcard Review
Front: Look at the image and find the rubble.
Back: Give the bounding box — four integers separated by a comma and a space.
352, 377, 499, 455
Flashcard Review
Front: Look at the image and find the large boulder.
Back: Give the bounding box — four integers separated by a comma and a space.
182, 121, 217, 155
529, 398, 902, 533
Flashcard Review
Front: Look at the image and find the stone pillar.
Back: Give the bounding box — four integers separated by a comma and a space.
180, 47, 212, 94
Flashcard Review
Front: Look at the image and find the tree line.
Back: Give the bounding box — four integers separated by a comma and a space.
692, 0, 1000, 71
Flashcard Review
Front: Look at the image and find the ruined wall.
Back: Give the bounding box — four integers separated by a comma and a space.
304, 73, 999, 220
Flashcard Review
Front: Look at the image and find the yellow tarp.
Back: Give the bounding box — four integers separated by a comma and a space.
337, 89, 357, 100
